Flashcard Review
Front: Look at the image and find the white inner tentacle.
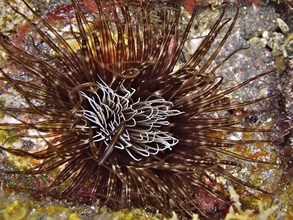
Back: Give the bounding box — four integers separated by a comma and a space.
77, 81, 183, 161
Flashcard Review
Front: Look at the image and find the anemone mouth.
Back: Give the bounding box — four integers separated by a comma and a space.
75, 80, 182, 163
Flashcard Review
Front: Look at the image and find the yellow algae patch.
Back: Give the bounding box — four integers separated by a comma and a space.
0, 130, 18, 147
1, 200, 30, 220
0, 201, 82, 220
225, 186, 278, 220
68, 213, 82, 220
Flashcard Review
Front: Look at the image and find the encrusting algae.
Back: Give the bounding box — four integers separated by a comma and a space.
0, 0, 292, 219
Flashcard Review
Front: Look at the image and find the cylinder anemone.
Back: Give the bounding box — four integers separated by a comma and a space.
0, 0, 282, 218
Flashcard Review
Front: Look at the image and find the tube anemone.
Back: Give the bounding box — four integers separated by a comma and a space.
0, 0, 283, 218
